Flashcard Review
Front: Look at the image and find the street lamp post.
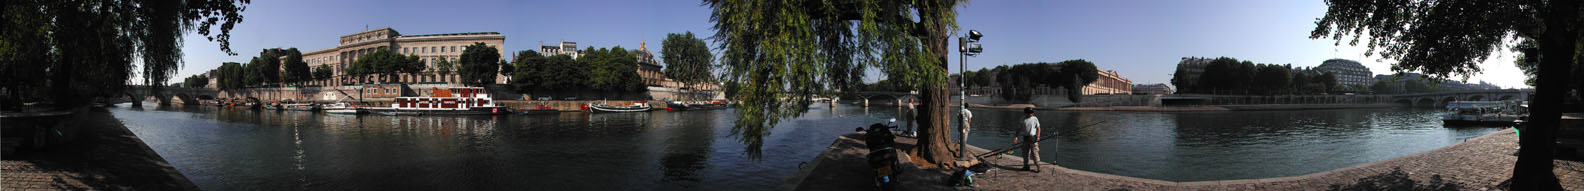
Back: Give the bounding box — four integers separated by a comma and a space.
957, 30, 982, 159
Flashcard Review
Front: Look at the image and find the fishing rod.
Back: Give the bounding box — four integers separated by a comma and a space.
973, 119, 1114, 158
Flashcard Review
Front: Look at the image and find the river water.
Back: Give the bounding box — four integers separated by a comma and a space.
109, 103, 1500, 190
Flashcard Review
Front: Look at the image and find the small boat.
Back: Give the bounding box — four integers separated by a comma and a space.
585, 102, 652, 113
323, 102, 364, 114
666, 101, 728, 111
515, 105, 559, 115
284, 103, 319, 111
1442, 101, 1527, 126
263, 103, 284, 110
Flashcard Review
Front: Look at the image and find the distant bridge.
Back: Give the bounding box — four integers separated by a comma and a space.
1390, 89, 1532, 108
847, 91, 919, 107
116, 85, 219, 106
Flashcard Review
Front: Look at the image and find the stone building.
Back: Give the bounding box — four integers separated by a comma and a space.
1314, 59, 1374, 91
299, 28, 507, 86
629, 42, 665, 87
1082, 70, 1132, 95
539, 41, 583, 60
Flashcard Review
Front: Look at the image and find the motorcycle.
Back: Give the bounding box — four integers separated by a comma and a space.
861, 118, 903, 191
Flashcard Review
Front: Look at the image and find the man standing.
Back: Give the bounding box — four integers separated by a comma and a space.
1021, 107, 1041, 172
903, 98, 917, 137
958, 107, 973, 159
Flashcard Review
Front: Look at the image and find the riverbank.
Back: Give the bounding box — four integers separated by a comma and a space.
783, 129, 1584, 190
1, 107, 198, 190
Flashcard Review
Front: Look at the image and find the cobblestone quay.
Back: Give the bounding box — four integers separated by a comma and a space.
784, 129, 1583, 190
2, 107, 198, 190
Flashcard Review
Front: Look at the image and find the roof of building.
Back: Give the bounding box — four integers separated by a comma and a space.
401, 32, 502, 38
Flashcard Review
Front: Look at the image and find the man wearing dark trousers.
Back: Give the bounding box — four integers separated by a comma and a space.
1021, 107, 1041, 172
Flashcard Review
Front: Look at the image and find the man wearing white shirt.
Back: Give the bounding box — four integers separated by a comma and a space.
1020, 107, 1041, 172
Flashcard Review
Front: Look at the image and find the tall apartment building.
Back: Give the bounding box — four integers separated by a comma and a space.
1314, 59, 1374, 91
299, 28, 507, 86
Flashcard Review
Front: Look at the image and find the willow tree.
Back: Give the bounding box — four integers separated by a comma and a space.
1311, 0, 1578, 189
706, 0, 964, 166
1, 0, 247, 108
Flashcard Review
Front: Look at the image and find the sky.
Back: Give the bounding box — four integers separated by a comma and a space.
173, 0, 1531, 89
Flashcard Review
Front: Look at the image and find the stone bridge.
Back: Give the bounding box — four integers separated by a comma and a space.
849, 91, 918, 107
1389, 89, 1532, 108
120, 85, 219, 106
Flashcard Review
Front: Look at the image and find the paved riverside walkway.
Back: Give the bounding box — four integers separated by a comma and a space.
782, 129, 1584, 191
2, 107, 199, 190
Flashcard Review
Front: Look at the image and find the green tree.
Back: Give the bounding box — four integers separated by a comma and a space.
662, 31, 716, 96
1316, 72, 1338, 94
510, 50, 545, 93
1171, 66, 1195, 93
183, 75, 209, 88
1312, 0, 1578, 188
348, 49, 405, 83
1253, 64, 1292, 95
281, 48, 310, 86
457, 42, 500, 86
1513, 39, 1584, 101
1369, 81, 1394, 94
312, 64, 332, 85
257, 50, 281, 85
216, 62, 244, 90
583, 46, 643, 93
537, 54, 587, 91
402, 54, 426, 82
435, 58, 454, 82
499, 59, 515, 77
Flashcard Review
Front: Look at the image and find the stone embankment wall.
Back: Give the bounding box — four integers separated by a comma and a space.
953, 94, 1395, 108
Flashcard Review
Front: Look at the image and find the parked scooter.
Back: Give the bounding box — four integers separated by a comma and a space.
861, 119, 903, 191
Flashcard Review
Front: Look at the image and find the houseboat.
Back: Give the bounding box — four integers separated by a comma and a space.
666, 101, 728, 111
1442, 101, 1527, 126
367, 87, 508, 115
284, 103, 319, 111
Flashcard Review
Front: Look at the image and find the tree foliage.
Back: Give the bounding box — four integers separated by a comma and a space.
662, 31, 715, 91
281, 48, 310, 86
346, 49, 413, 83
216, 62, 245, 90
509, 50, 545, 93
1311, 0, 1579, 188
1, 0, 248, 108
458, 42, 500, 86
1173, 57, 1338, 94
312, 64, 332, 83
992, 60, 1099, 102
583, 46, 643, 93
183, 74, 209, 88
705, 0, 962, 162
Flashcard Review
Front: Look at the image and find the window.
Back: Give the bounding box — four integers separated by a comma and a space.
451, 46, 456, 52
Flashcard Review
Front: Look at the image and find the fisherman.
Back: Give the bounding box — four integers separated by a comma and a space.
958, 106, 973, 159
1020, 107, 1041, 172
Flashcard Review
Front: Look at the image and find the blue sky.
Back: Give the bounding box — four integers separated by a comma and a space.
175, 0, 1529, 88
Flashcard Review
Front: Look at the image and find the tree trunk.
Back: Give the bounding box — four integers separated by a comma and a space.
913, 10, 959, 168
1510, 1, 1574, 190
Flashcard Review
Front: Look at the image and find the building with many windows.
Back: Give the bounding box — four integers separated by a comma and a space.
1314, 59, 1374, 91
1082, 70, 1132, 95
628, 42, 665, 87
539, 41, 583, 59
300, 28, 506, 86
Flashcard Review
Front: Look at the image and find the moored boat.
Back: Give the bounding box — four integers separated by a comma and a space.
323, 102, 363, 114
371, 87, 509, 115
666, 101, 728, 111
1441, 101, 1527, 126
515, 105, 559, 115
584, 102, 652, 113
284, 103, 319, 111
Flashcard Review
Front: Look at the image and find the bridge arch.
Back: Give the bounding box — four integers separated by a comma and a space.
1417, 98, 1437, 107
1467, 95, 1485, 101
1440, 97, 1457, 107
1498, 95, 1515, 101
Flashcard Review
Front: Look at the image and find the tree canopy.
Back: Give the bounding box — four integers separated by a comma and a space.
457, 42, 500, 86
706, 0, 963, 164
583, 46, 644, 93
662, 31, 715, 92
281, 48, 310, 86
1311, 0, 1578, 188
992, 60, 1099, 102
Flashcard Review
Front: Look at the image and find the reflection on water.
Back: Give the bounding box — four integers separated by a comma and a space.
110, 103, 1500, 189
